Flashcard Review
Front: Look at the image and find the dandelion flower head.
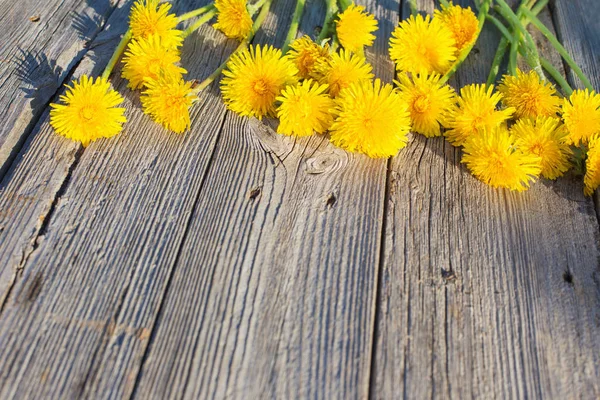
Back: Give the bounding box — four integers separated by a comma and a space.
330, 79, 412, 158
129, 0, 183, 49
434, 2, 479, 54
221, 44, 298, 119
512, 117, 571, 180
317, 49, 373, 98
444, 84, 514, 146
122, 35, 187, 90
287, 36, 331, 80
584, 135, 600, 196
562, 89, 600, 145
141, 76, 195, 133
389, 14, 456, 74
214, 0, 253, 40
395, 72, 456, 137
276, 80, 335, 137
336, 4, 378, 54
462, 127, 542, 191
50, 75, 126, 146
498, 69, 560, 119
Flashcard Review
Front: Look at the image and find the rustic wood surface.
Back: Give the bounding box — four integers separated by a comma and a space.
0, 0, 598, 398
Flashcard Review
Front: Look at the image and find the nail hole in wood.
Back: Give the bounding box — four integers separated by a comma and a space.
563, 270, 573, 285
472, 47, 480, 55
441, 268, 456, 283
23, 272, 44, 303
249, 187, 261, 200
326, 193, 336, 208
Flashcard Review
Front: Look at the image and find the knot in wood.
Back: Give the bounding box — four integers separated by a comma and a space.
305, 152, 342, 175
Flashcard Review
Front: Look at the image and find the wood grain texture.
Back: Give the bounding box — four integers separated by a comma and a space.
130, 0, 397, 398
0, 0, 238, 397
372, 1, 600, 399
0, 0, 122, 178
0, 0, 129, 310
0, 0, 598, 398
550, 0, 600, 211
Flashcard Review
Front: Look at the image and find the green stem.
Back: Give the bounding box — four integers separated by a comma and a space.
178, 4, 215, 22
508, 33, 519, 75
282, 0, 306, 53
194, 0, 273, 93
101, 29, 132, 80
440, 0, 491, 84
487, 37, 510, 86
528, 0, 539, 8
183, 9, 217, 38
521, 7, 595, 91
488, 13, 573, 94
331, 31, 340, 51
439, 0, 450, 7
408, 0, 417, 16
487, 14, 512, 39
509, 0, 532, 76
338, 0, 352, 12
486, 1, 548, 85
248, 0, 268, 16
540, 56, 573, 95
530, 0, 548, 15
494, 0, 545, 80
317, 0, 339, 42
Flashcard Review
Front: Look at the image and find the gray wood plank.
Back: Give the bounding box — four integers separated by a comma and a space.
550, 0, 600, 91
551, 0, 600, 212
0, 0, 126, 307
0, 0, 126, 310
0, 0, 240, 397
372, 0, 600, 399
0, 0, 122, 179
130, 0, 397, 398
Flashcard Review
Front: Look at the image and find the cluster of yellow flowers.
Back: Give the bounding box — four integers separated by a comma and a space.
50, 0, 197, 144
217, 4, 411, 158
384, 3, 600, 195
47, 0, 600, 196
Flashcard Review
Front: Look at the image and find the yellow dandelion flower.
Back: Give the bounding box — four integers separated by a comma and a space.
462, 127, 542, 191
129, 0, 183, 49
221, 45, 298, 119
395, 72, 456, 137
330, 79, 412, 158
434, 2, 479, 54
389, 14, 456, 74
336, 4, 378, 54
317, 49, 373, 98
276, 80, 335, 137
287, 36, 331, 80
214, 0, 253, 40
444, 84, 514, 146
512, 117, 571, 180
121, 35, 187, 90
50, 75, 126, 146
562, 89, 600, 145
141, 76, 195, 133
498, 69, 560, 119
584, 135, 600, 196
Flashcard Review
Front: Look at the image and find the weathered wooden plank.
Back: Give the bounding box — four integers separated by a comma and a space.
550, 0, 600, 91
0, 0, 128, 311
0, 0, 125, 307
130, 0, 397, 398
372, 0, 600, 399
0, 0, 241, 398
551, 0, 600, 209
0, 0, 122, 178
